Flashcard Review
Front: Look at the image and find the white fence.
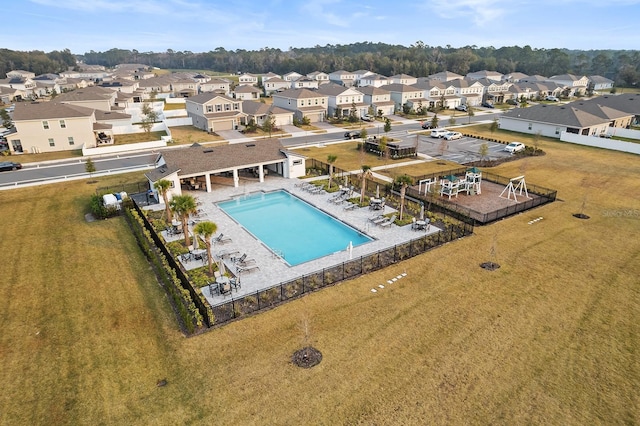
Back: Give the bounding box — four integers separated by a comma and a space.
82, 139, 167, 156
606, 127, 640, 139
165, 117, 192, 127
560, 131, 640, 155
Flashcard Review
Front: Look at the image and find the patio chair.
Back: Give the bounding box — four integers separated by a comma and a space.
369, 215, 386, 225
237, 264, 260, 274
379, 214, 397, 228
213, 233, 232, 244
208, 282, 219, 297
230, 276, 240, 290
344, 202, 358, 211
217, 249, 240, 259
236, 257, 256, 267
232, 253, 247, 264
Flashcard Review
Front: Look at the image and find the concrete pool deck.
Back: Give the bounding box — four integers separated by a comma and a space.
160, 176, 440, 306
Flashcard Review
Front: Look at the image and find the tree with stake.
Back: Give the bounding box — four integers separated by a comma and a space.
384, 117, 391, 134
327, 154, 337, 189
170, 194, 197, 247
140, 102, 158, 133
467, 106, 475, 124
395, 174, 413, 221
0, 108, 12, 129
430, 113, 439, 129
194, 221, 218, 275
262, 112, 276, 138
478, 142, 489, 166
490, 118, 498, 134
154, 179, 173, 222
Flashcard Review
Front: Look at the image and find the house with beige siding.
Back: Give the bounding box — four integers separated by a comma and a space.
263, 77, 290, 96
307, 71, 330, 84
272, 88, 328, 122
241, 101, 294, 127
200, 78, 231, 95
233, 85, 261, 101
358, 86, 395, 116
238, 73, 259, 86
316, 83, 367, 117
185, 92, 246, 132
54, 86, 118, 111
384, 83, 426, 112
358, 73, 390, 88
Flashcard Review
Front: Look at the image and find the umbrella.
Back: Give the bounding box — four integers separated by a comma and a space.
348, 241, 353, 260
376, 184, 380, 199
420, 203, 425, 220
192, 231, 199, 250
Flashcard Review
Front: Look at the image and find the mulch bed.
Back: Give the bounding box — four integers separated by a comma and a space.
480, 262, 501, 271
292, 346, 322, 368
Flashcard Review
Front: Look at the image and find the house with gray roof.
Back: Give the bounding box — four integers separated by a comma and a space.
358, 73, 390, 88
466, 70, 503, 82
185, 92, 246, 132
263, 77, 290, 96
232, 84, 261, 101
144, 138, 306, 198
315, 83, 367, 117
241, 101, 294, 127
328, 70, 357, 87
272, 88, 328, 122
587, 75, 614, 92
54, 86, 117, 111
357, 86, 394, 116
306, 71, 330, 84
390, 74, 418, 85
200, 78, 231, 95
499, 103, 623, 138
384, 83, 427, 112
428, 71, 463, 82
547, 74, 589, 95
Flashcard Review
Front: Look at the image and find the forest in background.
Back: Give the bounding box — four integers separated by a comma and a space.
1, 43, 639, 86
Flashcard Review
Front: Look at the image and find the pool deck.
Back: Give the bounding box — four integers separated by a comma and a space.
160, 176, 440, 306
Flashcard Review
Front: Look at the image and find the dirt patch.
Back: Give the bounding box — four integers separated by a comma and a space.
292, 346, 322, 368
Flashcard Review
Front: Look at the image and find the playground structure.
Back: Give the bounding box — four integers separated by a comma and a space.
499, 175, 530, 202
438, 168, 483, 199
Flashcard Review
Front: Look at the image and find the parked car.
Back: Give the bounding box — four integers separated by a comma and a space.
504, 142, 525, 153
361, 114, 374, 122
443, 131, 463, 141
421, 122, 435, 129
0, 161, 22, 171
455, 104, 468, 111
344, 131, 361, 139
430, 129, 449, 138
481, 102, 494, 108
506, 99, 518, 105
545, 96, 559, 102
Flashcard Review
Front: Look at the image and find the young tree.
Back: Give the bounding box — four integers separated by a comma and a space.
154, 179, 173, 221
384, 117, 391, 133
262, 112, 276, 138
478, 142, 489, 165
85, 157, 96, 178
194, 221, 218, 275
359, 127, 368, 141
430, 113, 439, 129
1, 109, 13, 129
490, 118, 498, 134
395, 174, 413, 221
327, 154, 337, 189
467, 107, 475, 124
349, 102, 358, 123
448, 116, 456, 127
140, 102, 158, 133
359, 165, 372, 203
170, 194, 197, 247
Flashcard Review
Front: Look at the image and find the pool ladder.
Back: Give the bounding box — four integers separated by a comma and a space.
272, 249, 285, 259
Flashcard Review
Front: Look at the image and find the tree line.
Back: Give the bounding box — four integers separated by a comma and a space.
0, 48, 77, 78
2, 43, 638, 86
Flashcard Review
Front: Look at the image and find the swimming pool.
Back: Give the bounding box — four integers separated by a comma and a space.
217, 190, 372, 266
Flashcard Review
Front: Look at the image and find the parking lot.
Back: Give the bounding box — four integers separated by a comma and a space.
415, 134, 514, 164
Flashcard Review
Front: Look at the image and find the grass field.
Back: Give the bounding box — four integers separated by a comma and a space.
1, 137, 639, 424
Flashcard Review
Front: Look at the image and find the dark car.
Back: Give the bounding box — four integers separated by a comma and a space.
421, 122, 435, 129
0, 161, 22, 171
344, 131, 361, 139
481, 102, 494, 108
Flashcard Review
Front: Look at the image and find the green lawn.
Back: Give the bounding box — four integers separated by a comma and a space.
1, 138, 639, 423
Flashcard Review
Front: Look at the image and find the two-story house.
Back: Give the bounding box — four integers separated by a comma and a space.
9, 102, 98, 153
329, 70, 357, 87
263, 77, 291, 96
186, 92, 246, 132
358, 73, 390, 88
238, 73, 259, 86
428, 71, 464, 82
466, 70, 503, 82
54, 86, 118, 111
233, 84, 261, 101
200, 78, 231, 95
261, 72, 281, 86
306, 71, 330, 85
290, 77, 319, 90
384, 83, 427, 113
283, 71, 303, 82
272, 88, 328, 123
316, 84, 367, 117
476, 78, 514, 103
547, 74, 589, 95
451, 79, 484, 107
390, 74, 418, 85
358, 86, 394, 116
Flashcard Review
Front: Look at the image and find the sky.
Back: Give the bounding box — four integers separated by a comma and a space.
4, 0, 640, 54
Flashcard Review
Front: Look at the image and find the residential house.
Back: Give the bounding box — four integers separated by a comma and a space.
60, 69, 111, 82
137, 76, 173, 97
428, 71, 463, 82
547, 74, 589, 95
233, 84, 261, 101
329, 70, 357, 87
384, 83, 428, 112
414, 78, 446, 109
241, 100, 294, 127
272, 88, 328, 123
466, 70, 503, 82
100, 79, 140, 94
170, 77, 199, 97
185, 92, 246, 132
503, 72, 529, 82
588, 75, 614, 92
261, 72, 281, 86
263, 77, 290, 96
451, 79, 484, 106
283, 71, 303, 82
358, 86, 394, 116
9, 102, 100, 153
580, 93, 640, 124
54, 86, 117, 111
353, 70, 374, 81
290, 77, 319, 90
358, 73, 390, 88
238, 73, 259, 86
191, 74, 210, 84
0, 76, 37, 100
200, 78, 231, 95
306, 71, 330, 85
499, 103, 620, 138
475, 78, 514, 103
316, 83, 367, 118
6, 70, 36, 79
390, 74, 418, 85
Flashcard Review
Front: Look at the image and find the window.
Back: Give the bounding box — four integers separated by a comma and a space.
224, 104, 230, 111
42, 121, 49, 129
207, 105, 213, 113
68, 137, 74, 145
215, 104, 222, 112
59, 120, 66, 128
528, 123, 532, 130
48, 138, 55, 147
233, 103, 239, 110
293, 159, 302, 165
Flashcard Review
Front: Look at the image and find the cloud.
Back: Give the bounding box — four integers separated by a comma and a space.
427, 0, 508, 26
301, 0, 350, 27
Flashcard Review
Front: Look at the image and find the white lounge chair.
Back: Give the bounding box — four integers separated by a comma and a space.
379, 215, 397, 228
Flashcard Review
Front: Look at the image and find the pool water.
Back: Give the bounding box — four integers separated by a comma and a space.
217, 190, 372, 266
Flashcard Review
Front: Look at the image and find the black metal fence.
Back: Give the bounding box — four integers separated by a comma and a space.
97, 181, 150, 196
209, 222, 472, 326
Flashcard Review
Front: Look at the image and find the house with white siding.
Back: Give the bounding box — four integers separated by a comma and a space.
272, 88, 328, 122
316, 83, 367, 117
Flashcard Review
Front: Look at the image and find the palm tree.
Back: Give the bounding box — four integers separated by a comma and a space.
154, 179, 173, 222
327, 154, 337, 189
360, 165, 372, 203
395, 174, 414, 221
170, 194, 197, 247
194, 221, 218, 275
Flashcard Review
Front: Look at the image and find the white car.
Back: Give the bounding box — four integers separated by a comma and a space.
504, 142, 525, 153
361, 114, 374, 122
443, 131, 462, 140
430, 129, 449, 138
